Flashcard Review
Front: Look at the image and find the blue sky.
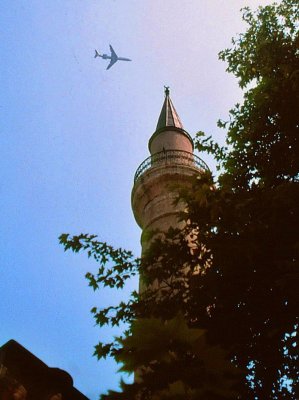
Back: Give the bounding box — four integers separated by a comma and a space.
1, 1, 273, 398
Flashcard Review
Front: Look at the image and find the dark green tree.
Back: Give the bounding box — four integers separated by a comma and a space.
186, 0, 299, 397
60, 0, 299, 398
59, 232, 240, 400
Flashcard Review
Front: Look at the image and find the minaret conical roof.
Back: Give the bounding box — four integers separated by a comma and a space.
149, 87, 194, 152
156, 87, 184, 131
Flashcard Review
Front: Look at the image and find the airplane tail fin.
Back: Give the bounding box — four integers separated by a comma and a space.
94, 49, 101, 58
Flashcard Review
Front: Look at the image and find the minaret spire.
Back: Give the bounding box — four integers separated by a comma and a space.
149, 87, 193, 154
155, 86, 184, 132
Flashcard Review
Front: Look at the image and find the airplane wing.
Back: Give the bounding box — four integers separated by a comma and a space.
106, 58, 117, 70
107, 45, 118, 69
109, 45, 117, 59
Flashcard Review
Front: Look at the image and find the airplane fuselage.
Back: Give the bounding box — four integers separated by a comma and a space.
117, 57, 131, 62
100, 54, 131, 62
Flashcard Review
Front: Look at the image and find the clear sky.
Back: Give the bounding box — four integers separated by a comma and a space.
1, 1, 274, 398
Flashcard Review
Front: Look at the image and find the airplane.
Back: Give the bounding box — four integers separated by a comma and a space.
94, 45, 131, 70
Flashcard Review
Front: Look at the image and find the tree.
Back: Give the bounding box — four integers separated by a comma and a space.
187, 0, 299, 397
59, 232, 240, 400
60, 1, 299, 398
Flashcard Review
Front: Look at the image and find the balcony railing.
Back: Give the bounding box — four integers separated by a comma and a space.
134, 149, 209, 183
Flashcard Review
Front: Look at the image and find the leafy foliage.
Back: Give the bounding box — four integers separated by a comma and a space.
217, 0, 299, 189
60, 1, 299, 399
190, 1, 299, 397
101, 315, 239, 400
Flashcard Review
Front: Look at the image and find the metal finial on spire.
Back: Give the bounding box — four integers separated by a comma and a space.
164, 86, 170, 97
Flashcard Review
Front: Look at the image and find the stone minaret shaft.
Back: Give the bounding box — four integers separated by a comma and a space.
131, 88, 209, 254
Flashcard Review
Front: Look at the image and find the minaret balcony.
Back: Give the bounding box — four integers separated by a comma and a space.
134, 149, 209, 183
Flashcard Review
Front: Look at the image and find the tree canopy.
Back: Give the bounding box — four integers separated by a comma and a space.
60, 1, 299, 398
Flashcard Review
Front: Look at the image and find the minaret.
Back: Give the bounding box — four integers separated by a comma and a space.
131, 88, 209, 253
